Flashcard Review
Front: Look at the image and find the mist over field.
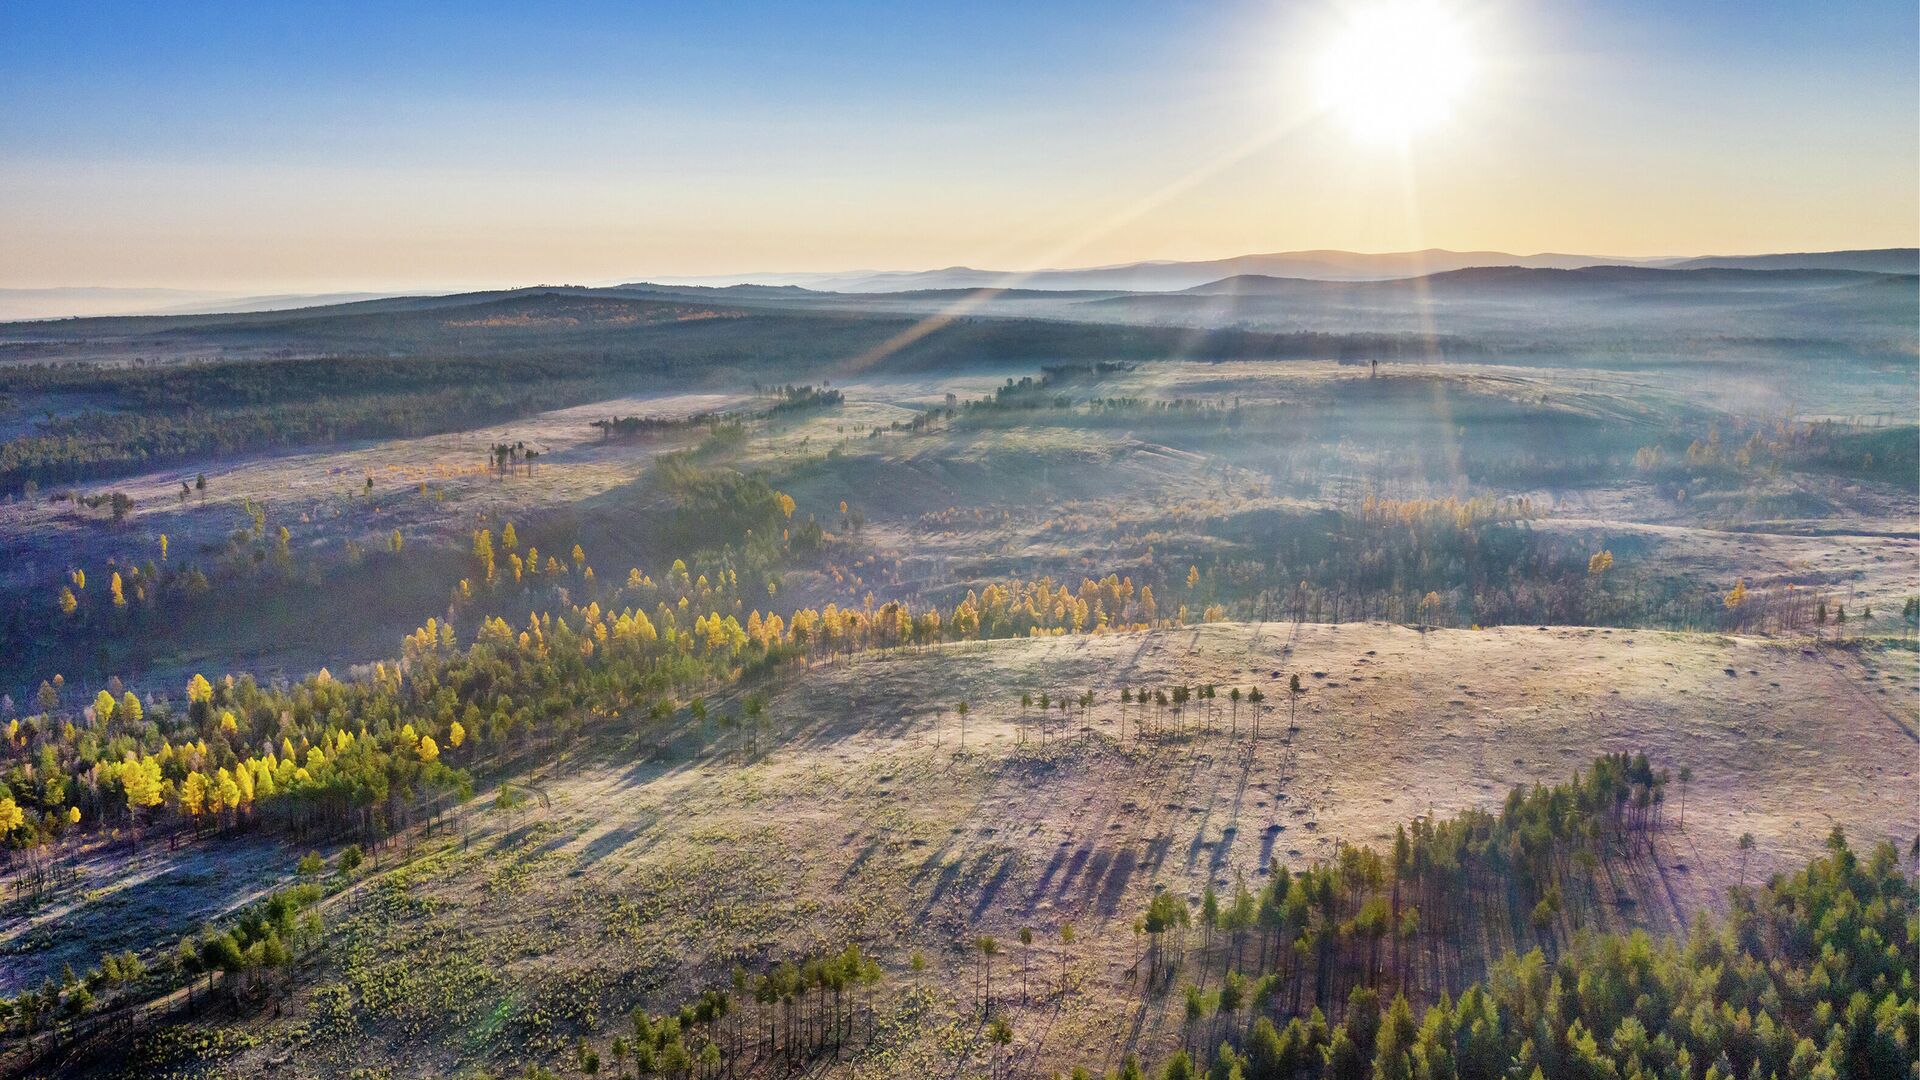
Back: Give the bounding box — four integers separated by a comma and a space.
1, 1, 1916, 1078
0, 246, 1914, 1078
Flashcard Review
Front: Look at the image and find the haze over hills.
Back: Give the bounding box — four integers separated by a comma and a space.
2, 264, 1911, 405
1180, 264, 1914, 295
2, 248, 1911, 321
0, 286, 402, 322
654, 246, 1917, 293
1077, 263, 1918, 359
0, 241, 1914, 1080
1667, 248, 1920, 273
0, 287, 229, 322
6, 2, 1917, 1077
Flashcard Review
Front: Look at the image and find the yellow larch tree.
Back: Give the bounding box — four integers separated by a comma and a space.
180, 772, 208, 817
121, 755, 165, 815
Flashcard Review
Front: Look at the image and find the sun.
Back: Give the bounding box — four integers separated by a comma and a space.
1314, 1, 1475, 144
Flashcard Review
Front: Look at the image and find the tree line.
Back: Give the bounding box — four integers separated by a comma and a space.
2, 540, 1213, 861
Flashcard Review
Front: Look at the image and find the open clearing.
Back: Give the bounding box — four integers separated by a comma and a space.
9, 360, 1914, 698
33, 621, 1911, 1078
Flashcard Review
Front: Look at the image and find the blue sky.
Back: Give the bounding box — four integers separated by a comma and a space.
3, 1, 1915, 289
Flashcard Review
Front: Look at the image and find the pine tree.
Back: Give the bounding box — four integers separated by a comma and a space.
1018, 927, 1033, 1000
976, 935, 998, 1012
1059, 922, 1075, 992
988, 1017, 1013, 1079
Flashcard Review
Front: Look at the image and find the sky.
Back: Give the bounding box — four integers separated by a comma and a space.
2, 0, 1916, 292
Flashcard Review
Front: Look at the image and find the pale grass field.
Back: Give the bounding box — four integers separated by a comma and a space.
62, 621, 1910, 1078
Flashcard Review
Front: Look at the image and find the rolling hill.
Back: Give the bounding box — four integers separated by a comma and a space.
1667, 247, 1918, 273
650, 247, 1917, 293
7, 249, 1912, 322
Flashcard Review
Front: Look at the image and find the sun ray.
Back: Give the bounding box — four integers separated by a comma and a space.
844, 106, 1327, 373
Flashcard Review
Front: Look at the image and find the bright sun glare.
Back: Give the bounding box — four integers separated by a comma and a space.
1315, 1, 1475, 144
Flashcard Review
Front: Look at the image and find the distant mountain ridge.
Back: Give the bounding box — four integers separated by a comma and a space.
3, 267, 1909, 380
663, 249, 1627, 292
1665, 249, 1918, 273
1181, 264, 1914, 296
4, 248, 1911, 320
657, 247, 1916, 293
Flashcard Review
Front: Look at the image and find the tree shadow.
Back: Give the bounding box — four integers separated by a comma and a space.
577, 823, 648, 867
